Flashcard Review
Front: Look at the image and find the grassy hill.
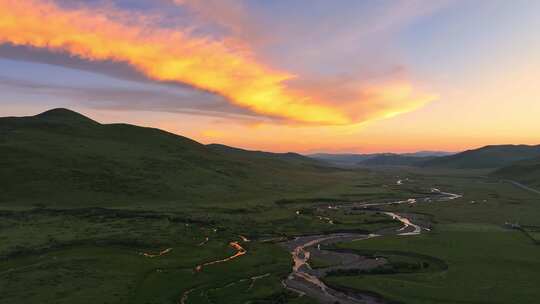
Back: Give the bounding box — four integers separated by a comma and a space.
422, 144, 540, 169
0, 108, 340, 208
208, 143, 321, 167
493, 156, 540, 188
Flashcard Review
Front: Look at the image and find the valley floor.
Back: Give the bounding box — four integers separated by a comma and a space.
1, 168, 540, 304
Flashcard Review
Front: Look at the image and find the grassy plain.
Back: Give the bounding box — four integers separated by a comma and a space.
327, 226, 540, 304
4, 166, 540, 304
0, 167, 403, 304
324, 168, 540, 304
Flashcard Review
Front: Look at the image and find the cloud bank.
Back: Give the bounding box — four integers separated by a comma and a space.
0, 0, 436, 125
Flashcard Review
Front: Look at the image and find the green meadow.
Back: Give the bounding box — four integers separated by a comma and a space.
2, 110, 540, 303
327, 226, 540, 304
324, 169, 540, 304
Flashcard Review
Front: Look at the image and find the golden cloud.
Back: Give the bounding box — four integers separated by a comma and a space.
0, 0, 436, 125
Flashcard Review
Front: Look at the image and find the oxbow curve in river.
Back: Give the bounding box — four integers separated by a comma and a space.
281, 189, 462, 304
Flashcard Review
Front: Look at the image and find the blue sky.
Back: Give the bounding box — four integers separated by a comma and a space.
1, 0, 539, 152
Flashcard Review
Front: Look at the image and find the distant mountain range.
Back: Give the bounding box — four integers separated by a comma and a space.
308, 151, 454, 167
421, 144, 540, 169
309, 145, 540, 171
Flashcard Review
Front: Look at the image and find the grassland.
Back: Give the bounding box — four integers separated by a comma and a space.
494, 156, 540, 188
0, 167, 404, 304
4, 166, 540, 304
327, 225, 540, 304
2, 110, 540, 304
322, 168, 540, 304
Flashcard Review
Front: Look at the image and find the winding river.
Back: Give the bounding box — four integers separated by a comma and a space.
282, 188, 463, 304
195, 241, 246, 272
178, 182, 462, 304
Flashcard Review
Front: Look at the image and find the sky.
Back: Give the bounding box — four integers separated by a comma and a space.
1, 0, 539, 153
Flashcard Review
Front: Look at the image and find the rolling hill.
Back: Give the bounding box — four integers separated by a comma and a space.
493, 156, 540, 189
0, 108, 336, 207
421, 145, 540, 169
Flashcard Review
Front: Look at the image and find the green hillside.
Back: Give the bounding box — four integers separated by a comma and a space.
207, 143, 321, 167
0, 109, 339, 208
493, 156, 540, 188
422, 144, 540, 169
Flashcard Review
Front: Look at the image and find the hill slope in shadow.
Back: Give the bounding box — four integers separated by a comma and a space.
0, 109, 338, 207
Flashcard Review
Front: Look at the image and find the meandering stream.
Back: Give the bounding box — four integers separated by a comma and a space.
195, 241, 246, 272
178, 182, 462, 304
282, 188, 463, 304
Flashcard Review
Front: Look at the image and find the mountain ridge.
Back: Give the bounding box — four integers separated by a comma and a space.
0, 109, 333, 207
422, 144, 540, 169
308, 151, 453, 167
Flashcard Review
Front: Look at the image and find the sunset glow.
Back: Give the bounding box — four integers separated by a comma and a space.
0, 0, 434, 126
1, 0, 539, 152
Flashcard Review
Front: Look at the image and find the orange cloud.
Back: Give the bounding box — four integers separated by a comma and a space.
0, 0, 435, 125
